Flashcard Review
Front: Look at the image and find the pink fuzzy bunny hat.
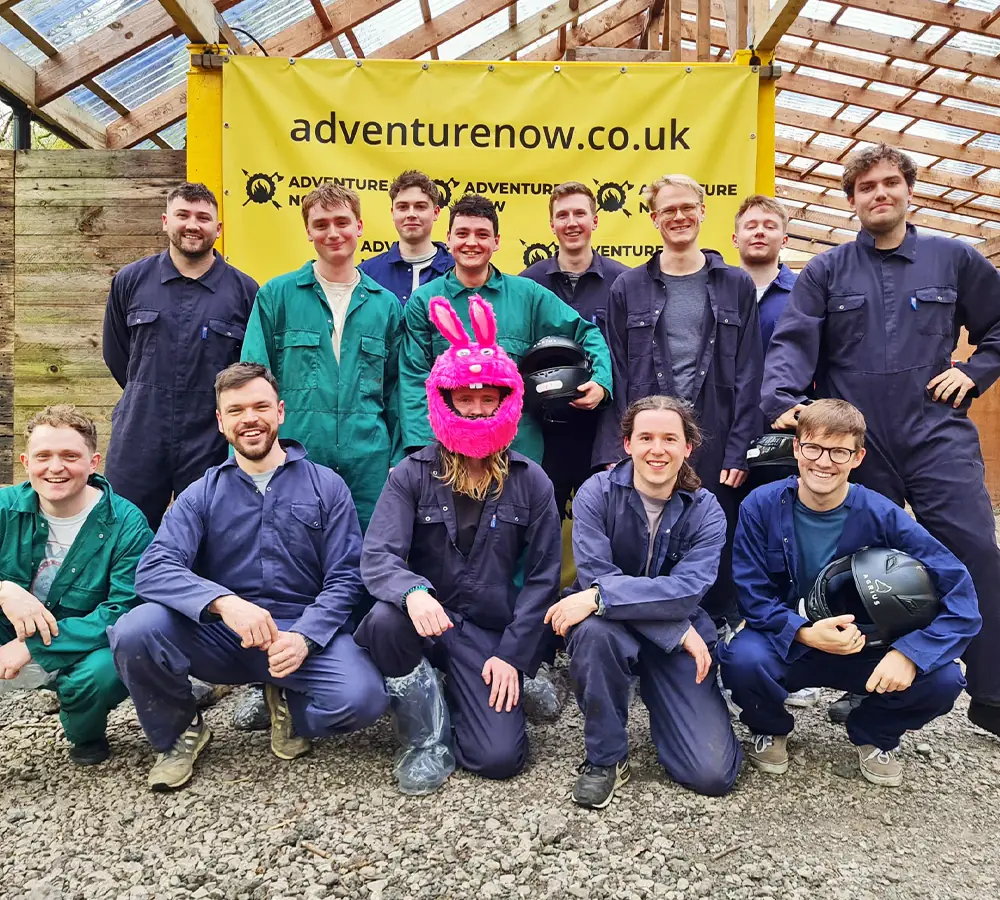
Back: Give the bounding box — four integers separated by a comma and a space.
426, 295, 524, 459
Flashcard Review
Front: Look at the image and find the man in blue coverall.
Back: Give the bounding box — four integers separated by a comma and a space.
762, 144, 1000, 737
594, 174, 763, 629
102, 182, 258, 531
719, 400, 979, 786
358, 170, 454, 304
521, 181, 629, 519
547, 395, 742, 809
111, 363, 387, 791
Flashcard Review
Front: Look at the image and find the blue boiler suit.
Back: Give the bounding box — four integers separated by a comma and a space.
594, 250, 764, 625
720, 479, 979, 749
521, 252, 630, 518
110, 442, 388, 751
761, 225, 1000, 706
565, 461, 743, 796
354, 444, 562, 780
359, 241, 454, 304
102, 250, 258, 531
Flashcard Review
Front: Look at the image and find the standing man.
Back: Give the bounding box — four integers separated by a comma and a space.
358, 170, 454, 304
594, 175, 763, 627
521, 182, 629, 518
400, 194, 612, 463
732, 194, 797, 351
111, 363, 388, 791
241, 184, 402, 531
1, 406, 152, 765
103, 182, 258, 531
762, 144, 1000, 737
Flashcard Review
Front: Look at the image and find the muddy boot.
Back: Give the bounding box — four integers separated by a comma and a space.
386, 658, 455, 795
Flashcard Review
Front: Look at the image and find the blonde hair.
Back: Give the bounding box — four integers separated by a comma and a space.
642, 174, 705, 209
436, 447, 509, 501
796, 399, 866, 450
735, 194, 788, 230
301, 183, 362, 225
26, 405, 98, 454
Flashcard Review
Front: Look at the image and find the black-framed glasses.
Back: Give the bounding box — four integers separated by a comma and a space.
798, 442, 856, 465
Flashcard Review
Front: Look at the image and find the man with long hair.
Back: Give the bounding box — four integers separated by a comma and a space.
547, 395, 742, 809
355, 296, 561, 792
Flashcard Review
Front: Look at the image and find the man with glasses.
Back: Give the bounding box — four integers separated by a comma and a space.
719, 399, 978, 786
594, 174, 762, 630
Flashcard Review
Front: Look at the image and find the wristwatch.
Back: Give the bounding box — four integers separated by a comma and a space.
594, 586, 607, 617
301, 636, 320, 656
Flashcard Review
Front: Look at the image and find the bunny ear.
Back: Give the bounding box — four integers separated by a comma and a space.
468, 294, 497, 346
429, 297, 471, 347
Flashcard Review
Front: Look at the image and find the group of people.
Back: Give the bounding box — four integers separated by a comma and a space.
1, 143, 998, 808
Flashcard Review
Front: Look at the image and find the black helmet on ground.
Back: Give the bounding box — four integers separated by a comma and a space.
746, 432, 797, 469
518, 336, 593, 424
803, 548, 940, 648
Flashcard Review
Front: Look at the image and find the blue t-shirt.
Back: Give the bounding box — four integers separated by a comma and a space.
793, 489, 852, 593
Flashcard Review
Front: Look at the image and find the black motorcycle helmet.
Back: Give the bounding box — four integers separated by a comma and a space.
804, 548, 940, 648
746, 433, 797, 470
518, 336, 593, 424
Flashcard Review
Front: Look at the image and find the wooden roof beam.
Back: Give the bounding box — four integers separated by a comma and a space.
521, 0, 650, 61
835, 0, 1000, 41
751, 0, 809, 54
370, 0, 515, 59
459, 0, 610, 60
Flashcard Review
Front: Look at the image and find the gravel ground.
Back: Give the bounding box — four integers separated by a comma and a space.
2, 670, 998, 900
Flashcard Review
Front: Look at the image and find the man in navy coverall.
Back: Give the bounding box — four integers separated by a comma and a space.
761, 144, 1000, 737
111, 363, 387, 791
102, 183, 258, 530
594, 174, 763, 628
719, 400, 978, 786
548, 395, 742, 809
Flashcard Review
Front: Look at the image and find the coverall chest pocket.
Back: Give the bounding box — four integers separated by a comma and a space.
715, 310, 742, 358
56, 585, 104, 615
766, 549, 791, 594
491, 502, 529, 559
277, 501, 324, 548
206, 319, 246, 369
824, 293, 866, 367
359, 335, 387, 399
625, 312, 654, 364
498, 336, 530, 366
913, 287, 957, 337
126, 308, 159, 379
274, 330, 322, 391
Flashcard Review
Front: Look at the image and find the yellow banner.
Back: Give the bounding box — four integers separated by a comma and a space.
221, 58, 760, 284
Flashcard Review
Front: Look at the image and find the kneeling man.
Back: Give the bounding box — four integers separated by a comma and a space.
547, 396, 742, 808
356, 296, 561, 789
0, 406, 152, 764
111, 363, 388, 790
719, 400, 979, 786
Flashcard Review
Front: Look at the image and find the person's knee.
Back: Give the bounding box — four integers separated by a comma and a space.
308, 671, 390, 735
57, 651, 125, 710
718, 628, 778, 685
462, 736, 526, 780
919, 662, 965, 713
347, 673, 390, 730
109, 603, 175, 659
671, 747, 742, 797
566, 616, 624, 658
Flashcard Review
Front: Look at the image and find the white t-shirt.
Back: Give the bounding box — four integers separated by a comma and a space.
755, 284, 768, 303
401, 247, 438, 294
30, 491, 101, 604
314, 265, 360, 362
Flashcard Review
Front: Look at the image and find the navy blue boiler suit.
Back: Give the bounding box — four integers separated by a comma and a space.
110, 442, 388, 751
103, 250, 258, 530
762, 225, 1000, 706
566, 462, 742, 796
594, 250, 764, 625
720, 479, 979, 749
355, 445, 562, 780
358, 242, 454, 304
521, 252, 629, 518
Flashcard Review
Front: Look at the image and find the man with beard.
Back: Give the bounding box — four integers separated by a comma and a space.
103, 182, 258, 531
358, 170, 453, 304
356, 297, 561, 791
110, 363, 388, 791
762, 144, 1000, 737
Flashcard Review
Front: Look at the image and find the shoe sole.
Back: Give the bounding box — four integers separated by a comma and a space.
858, 764, 903, 787
748, 755, 789, 775
149, 725, 212, 792
265, 686, 312, 761
572, 765, 631, 810
784, 696, 820, 708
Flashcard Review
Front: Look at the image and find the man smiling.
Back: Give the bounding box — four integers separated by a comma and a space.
720, 400, 979, 786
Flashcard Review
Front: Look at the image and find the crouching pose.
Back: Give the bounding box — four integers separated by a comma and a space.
0, 406, 152, 765
355, 296, 561, 791
111, 363, 388, 791
547, 396, 743, 809
719, 400, 979, 786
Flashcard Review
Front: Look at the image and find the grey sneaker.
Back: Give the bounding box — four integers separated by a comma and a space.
572, 757, 631, 809
747, 733, 789, 774
265, 684, 311, 760
857, 744, 903, 787
785, 687, 821, 708
148, 716, 212, 791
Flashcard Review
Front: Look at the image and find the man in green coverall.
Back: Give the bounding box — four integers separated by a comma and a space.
0, 406, 152, 765
240, 184, 402, 531
400, 194, 613, 459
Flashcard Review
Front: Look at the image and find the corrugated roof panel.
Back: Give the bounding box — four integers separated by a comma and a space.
955, 0, 1000, 12
933, 159, 987, 176
979, 168, 1000, 183
578, 0, 620, 22
0, 16, 46, 66
973, 195, 1000, 210
790, 66, 865, 88
969, 133, 1000, 151
867, 82, 911, 98
159, 119, 187, 149
812, 133, 853, 150
906, 118, 979, 143
775, 153, 793, 165
943, 190, 976, 203
915, 25, 951, 44
947, 32, 1000, 56
914, 182, 949, 197
430, 0, 468, 15
837, 9, 922, 39
801, 1, 841, 22
16, 0, 147, 51
354, 0, 425, 55
814, 162, 844, 177
777, 91, 844, 117
66, 85, 119, 124
837, 105, 877, 123
866, 112, 913, 132
777, 124, 815, 141
225, 0, 315, 43
438, 9, 511, 58
93, 34, 188, 110
815, 41, 888, 64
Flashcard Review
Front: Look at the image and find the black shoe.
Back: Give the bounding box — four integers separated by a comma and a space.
968, 700, 1000, 738
828, 692, 865, 725
70, 737, 110, 766
572, 758, 631, 809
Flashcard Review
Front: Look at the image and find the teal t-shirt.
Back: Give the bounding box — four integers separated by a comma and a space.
793, 488, 852, 593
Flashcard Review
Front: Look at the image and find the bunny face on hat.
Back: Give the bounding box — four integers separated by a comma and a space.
425, 295, 524, 460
